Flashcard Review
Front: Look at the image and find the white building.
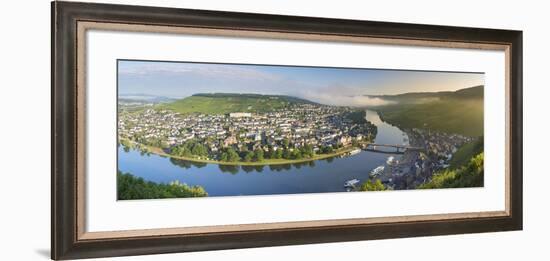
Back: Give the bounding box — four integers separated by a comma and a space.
229, 112, 252, 118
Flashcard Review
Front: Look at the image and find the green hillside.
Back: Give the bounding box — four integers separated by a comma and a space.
372, 85, 483, 103
374, 86, 484, 137
452, 85, 484, 99
449, 137, 483, 169
419, 152, 484, 189
158, 93, 315, 115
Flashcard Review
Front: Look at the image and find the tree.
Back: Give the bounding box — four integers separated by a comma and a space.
282, 138, 290, 148
243, 151, 254, 162
120, 139, 134, 150
191, 143, 208, 157
253, 149, 264, 162
117, 171, 207, 200
320, 145, 333, 154
301, 144, 314, 158
291, 150, 303, 160
225, 148, 241, 162
282, 149, 291, 159
274, 149, 283, 159
220, 152, 229, 162
346, 110, 367, 124
264, 148, 273, 159
360, 179, 386, 191
172, 145, 191, 157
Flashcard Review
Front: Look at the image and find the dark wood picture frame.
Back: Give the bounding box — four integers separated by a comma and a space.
52, 1, 522, 260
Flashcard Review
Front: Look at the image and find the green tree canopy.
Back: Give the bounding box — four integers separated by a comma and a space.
360, 179, 387, 191
253, 149, 264, 162
243, 151, 254, 162
117, 171, 207, 200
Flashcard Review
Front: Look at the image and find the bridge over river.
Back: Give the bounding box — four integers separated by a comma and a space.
363, 143, 425, 154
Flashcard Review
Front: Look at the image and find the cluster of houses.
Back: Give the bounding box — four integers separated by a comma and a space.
408, 128, 474, 169
371, 128, 474, 190
118, 103, 377, 158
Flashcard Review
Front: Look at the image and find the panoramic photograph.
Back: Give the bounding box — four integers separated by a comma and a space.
117, 60, 484, 200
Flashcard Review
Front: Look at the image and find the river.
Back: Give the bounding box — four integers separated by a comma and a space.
118, 110, 409, 197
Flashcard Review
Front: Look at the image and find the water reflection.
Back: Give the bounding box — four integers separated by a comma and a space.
218, 164, 239, 174
168, 157, 325, 174
169, 158, 207, 169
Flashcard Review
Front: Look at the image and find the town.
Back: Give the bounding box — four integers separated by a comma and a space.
118, 99, 477, 190
115, 60, 485, 199
118, 103, 378, 164
372, 128, 475, 190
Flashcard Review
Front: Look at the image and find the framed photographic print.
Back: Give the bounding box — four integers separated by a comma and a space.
52, 1, 522, 260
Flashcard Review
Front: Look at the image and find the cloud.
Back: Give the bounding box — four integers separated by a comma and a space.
118, 62, 281, 82
300, 91, 392, 107
293, 85, 393, 107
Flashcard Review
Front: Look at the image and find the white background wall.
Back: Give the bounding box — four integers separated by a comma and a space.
0, 0, 547, 260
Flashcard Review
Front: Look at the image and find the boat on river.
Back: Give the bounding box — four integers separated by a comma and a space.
344, 179, 360, 188
370, 166, 385, 177
348, 148, 362, 156
386, 156, 399, 165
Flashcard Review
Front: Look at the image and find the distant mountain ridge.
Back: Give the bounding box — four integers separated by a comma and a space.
192, 93, 317, 105
368, 85, 483, 104
158, 93, 316, 115
119, 93, 176, 103
372, 85, 484, 137
451, 85, 484, 99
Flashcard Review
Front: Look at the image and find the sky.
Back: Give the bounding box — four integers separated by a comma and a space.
118, 60, 484, 106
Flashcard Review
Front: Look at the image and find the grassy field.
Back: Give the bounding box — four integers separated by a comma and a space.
374, 86, 483, 137
158, 93, 313, 115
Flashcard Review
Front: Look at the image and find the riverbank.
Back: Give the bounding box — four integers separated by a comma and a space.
121, 138, 360, 166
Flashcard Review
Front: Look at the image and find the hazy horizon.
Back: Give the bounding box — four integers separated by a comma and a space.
118, 60, 484, 106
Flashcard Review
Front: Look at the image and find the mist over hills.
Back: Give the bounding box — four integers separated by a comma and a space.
121, 85, 482, 108
372, 85, 484, 137
365, 85, 483, 105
